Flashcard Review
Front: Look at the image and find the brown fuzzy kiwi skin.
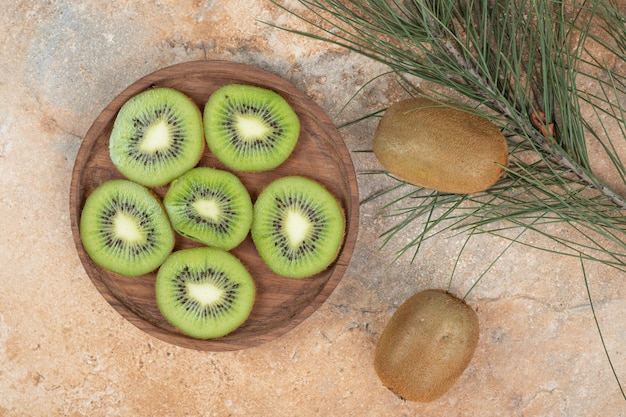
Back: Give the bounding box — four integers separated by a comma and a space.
373, 289, 479, 402
373, 98, 508, 194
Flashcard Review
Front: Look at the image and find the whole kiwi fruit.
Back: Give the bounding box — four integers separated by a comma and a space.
374, 289, 479, 402
373, 97, 508, 194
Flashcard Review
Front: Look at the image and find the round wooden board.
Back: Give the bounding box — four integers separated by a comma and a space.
69, 60, 359, 351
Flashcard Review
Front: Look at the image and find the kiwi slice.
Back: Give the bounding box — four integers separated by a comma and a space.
251, 176, 345, 278
203, 84, 300, 171
109, 87, 204, 187
163, 167, 253, 250
155, 247, 256, 339
79, 179, 175, 276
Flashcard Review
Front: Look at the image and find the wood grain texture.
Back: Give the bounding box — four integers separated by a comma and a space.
69, 60, 359, 351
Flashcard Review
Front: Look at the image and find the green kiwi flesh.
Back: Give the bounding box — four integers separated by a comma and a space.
203, 84, 300, 171
251, 176, 345, 279
373, 98, 508, 194
109, 87, 204, 187
79, 179, 175, 276
374, 289, 479, 402
163, 167, 253, 250
155, 247, 256, 339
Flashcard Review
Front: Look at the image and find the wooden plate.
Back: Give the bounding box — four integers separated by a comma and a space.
69, 60, 359, 351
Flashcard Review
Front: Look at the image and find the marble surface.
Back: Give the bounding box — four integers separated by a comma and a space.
1, 1, 624, 415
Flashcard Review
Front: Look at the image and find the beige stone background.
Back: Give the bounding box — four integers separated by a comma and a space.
1, 1, 625, 416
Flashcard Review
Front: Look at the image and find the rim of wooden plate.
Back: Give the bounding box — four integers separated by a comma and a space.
69, 60, 359, 351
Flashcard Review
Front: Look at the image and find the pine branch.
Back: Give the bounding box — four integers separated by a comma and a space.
267, 0, 626, 399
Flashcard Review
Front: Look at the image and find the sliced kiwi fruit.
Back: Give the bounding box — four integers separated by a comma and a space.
251, 176, 345, 279
373, 97, 508, 194
155, 247, 256, 339
203, 84, 300, 171
109, 87, 204, 187
163, 167, 253, 250
79, 179, 175, 276
374, 289, 479, 402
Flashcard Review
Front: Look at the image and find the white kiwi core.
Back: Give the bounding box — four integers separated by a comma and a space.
113, 212, 145, 243
192, 199, 221, 221
236, 115, 270, 140
284, 209, 312, 247
140, 119, 172, 153
187, 282, 223, 305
